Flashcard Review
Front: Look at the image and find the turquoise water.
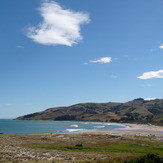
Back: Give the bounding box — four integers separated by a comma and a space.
0, 119, 126, 134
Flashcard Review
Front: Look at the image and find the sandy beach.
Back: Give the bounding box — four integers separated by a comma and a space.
0, 123, 163, 163
88, 123, 163, 139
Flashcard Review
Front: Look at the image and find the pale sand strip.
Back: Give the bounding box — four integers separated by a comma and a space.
87, 123, 163, 140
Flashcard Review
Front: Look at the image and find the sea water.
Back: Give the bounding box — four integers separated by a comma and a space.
0, 119, 126, 134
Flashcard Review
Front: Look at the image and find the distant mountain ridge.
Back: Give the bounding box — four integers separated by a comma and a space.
16, 98, 163, 125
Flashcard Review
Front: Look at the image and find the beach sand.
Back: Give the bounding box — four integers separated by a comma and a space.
88, 123, 163, 139
0, 123, 162, 163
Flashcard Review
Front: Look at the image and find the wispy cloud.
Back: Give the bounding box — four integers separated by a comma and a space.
124, 55, 138, 61
110, 74, 117, 79
137, 70, 163, 79
5, 103, 13, 106
90, 57, 112, 64
16, 45, 24, 48
143, 84, 152, 87
25, 0, 90, 46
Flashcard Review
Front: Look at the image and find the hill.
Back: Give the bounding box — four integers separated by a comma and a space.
16, 98, 163, 125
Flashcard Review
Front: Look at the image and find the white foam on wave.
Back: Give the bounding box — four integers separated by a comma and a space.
107, 123, 128, 128
94, 125, 105, 128
70, 124, 79, 128
110, 123, 127, 127
66, 129, 87, 133
82, 122, 89, 124
92, 122, 103, 125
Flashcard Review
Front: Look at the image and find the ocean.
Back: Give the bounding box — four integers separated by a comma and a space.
0, 119, 126, 134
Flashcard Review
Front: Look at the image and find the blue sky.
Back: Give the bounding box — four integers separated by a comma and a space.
0, 0, 163, 118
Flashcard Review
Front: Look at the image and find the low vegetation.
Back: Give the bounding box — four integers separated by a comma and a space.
24, 135, 163, 163
0, 133, 163, 163
26, 142, 163, 154
124, 153, 163, 163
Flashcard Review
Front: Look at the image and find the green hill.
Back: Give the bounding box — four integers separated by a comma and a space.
16, 98, 163, 125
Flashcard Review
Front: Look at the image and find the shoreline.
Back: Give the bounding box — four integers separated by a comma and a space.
1, 121, 163, 136
0, 119, 128, 135
86, 123, 163, 140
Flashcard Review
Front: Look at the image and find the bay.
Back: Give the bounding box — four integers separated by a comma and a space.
0, 119, 126, 134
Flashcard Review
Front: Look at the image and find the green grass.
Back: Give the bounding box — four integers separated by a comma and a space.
23, 136, 163, 163
25, 142, 163, 154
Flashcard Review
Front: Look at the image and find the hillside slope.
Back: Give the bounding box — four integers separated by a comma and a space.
16, 98, 163, 125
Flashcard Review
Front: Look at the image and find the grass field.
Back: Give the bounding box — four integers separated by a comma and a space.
24, 135, 163, 163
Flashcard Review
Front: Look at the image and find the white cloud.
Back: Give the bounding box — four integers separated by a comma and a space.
144, 98, 156, 101
26, 0, 90, 46
137, 70, 163, 79
90, 57, 112, 64
159, 44, 163, 49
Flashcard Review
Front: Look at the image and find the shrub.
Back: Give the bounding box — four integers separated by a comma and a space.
75, 144, 83, 147
124, 153, 163, 163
